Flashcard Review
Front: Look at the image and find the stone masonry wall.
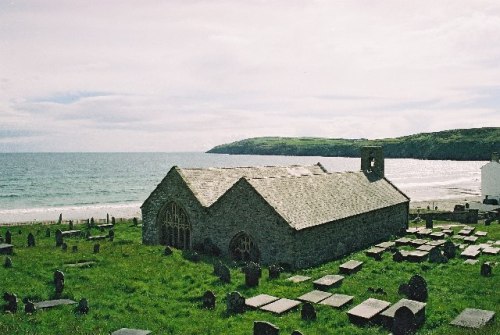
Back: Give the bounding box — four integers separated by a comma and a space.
292, 202, 409, 268
208, 179, 296, 266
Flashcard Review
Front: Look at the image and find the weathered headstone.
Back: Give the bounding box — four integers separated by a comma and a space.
425, 218, 433, 229
319, 294, 354, 309
58, 213, 62, 224
90, 217, 95, 226
108, 229, 115, 241
253, 321, 279, 335
54, 270, 65, 297
393, 250, 407, 262
24, 300, 36, 314
4, 257, 12, 268
107, 213, 110, 224
219, 263, 231, 283
244, 262, 261, 287
77, 298, 89, 314
71, 245, 77, 253
45, 228, 51, 238
246, 294, 279, 309
61, 242, 68, 251
5, 230, 12, 244
55, 229, 63, 247
301, 302, 316, 321
94, 243, 100, 253
111, 216, 116, 225
133, 217, 138, 226
407, 275, 427, 302
298, 290, 332, 304
69, 220, 74, 230
392, 306, 417, 335
443, 241, 456, 259
27, 233, 35, 247
450, 308, 495, 329
3, 292, 18, 313
226, 291, 245, 314
163, 246, 172, 256
347, 298, 391, 325
428, 248, 447, 263
339, 260, 363, 275
202, 290, 216, 309
268, 264, 283, 279
480, 262, 492, 277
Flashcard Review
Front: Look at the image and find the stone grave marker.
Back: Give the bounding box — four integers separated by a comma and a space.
347, 298, 391, 325
406, 227, 418, 234
111, 329, 151, 335
0, 244, 13, 255
301, 302, 316, 321
77, 298, 89, 314
3, 292, 18, 313
475, 231, 487, 237
393, 250, 409, 262
54, 270, 65, 297
464, 236, 478, 244
287, 275, 310, 283
409, 239, 427, 247
482, 246, 499, 255
417, 244, 434, 252
427, 239, 446, 247
260, 298, 301, 315
380, 298, 426, 330
69, 220, 74, 230
366, 247, 384, 260
244, 262, 261, 287
461, 247, 480, 259
108, 229, 115, 241
480, 262, 492, 276
226, 291, 245, 314
376, 241, 396, 249
55, 229, 63, 247
395, 237, 412, 246
416, 228, 432, 237
407, 250, 429, 262
458, 229, 473, 236
94, 243, 100, 253
428, 248, 447, 263
72, 245, 78, 253
450, 308, 495, 329
297, 290, 332, 304
268, 264, 283, 279
339, 260, 363, 275
24, 300, 36, 314
442, 229, 453, 235
392, 306, 417, 335
61, 242, 68, 251
319, 294, 354, 308
202, 290, 216, 309
65, 261, 95, 268
4, 256, 12, 268
463, 259, 479, 265
253, 321, 279, 335
443, 241, 456, 259
246, 294, 279, 309
45, 228, 51, 238
313, 274, 344, 290
407, 275, 427, 302
5, 230, 11, 244
425, 218, 433, 229
429, 232, 445, 240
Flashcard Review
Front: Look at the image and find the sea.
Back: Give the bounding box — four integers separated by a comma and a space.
0, 152, 486, 224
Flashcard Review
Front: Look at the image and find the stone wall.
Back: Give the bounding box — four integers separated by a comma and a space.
292, 202, 409, 268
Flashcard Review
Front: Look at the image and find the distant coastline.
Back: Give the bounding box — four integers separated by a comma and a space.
207, 127, 500, 161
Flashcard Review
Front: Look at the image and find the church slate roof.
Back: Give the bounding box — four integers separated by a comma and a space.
176, 164, 327, 207
245, 172, 409, 230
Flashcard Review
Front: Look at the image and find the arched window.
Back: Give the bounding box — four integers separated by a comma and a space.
160, 202, 191, 249
229, 232, 260, 262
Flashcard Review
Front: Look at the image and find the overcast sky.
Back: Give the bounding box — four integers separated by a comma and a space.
1, 1, 499, 152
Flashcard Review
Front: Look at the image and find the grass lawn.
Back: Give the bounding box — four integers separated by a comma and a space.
0, 220, 499, 334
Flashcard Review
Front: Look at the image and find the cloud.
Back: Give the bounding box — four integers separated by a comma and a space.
0, 0, 499, 151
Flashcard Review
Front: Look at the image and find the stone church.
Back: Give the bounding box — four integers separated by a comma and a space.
141, 146, 409, 268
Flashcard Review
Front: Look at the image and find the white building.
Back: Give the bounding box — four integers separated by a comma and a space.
481, 152, 500, 204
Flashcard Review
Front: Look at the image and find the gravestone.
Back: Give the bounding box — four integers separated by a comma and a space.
108, 230, 115, 241
163, 246, 172, 256
381, 298, 426, 330
77, 298, 89, 314
111, 216, 116, 225
46, 228, 51, 238
428, 248, 447, 263
268, 264, 283, 279
366, 247, 384, 260
72, 245, 78, 253
260, 298, 301, 315
107, 213, 110, 223
4, 257, 12, 268
339, 260, 363, 275
244, 262, 261, 287
202, 290, 216, 309
313, 274, 344, 290
407, 275, 427, 302
246, 294, 279, 309
480, 262, 492, 277
90, 217, 95, 226
133, 217, 138, 226
253, 321, 279, 335
298, 290, 332, 304
319, 294, 354, 308
33, 299, 76, 309
392, 306, 417, 335
450, 308, 495, 329
55, 229, 63, 247
287, 275, 311, 283
226, 291, 245, 314
54, 270, 65, 297
347, 298, 391, 325
94, 243, 100, 253
3, 292, 18, 313
61, 243, 68, 251
5, 230, 12, 244
69, 220, 74, 230
393, 250, 408, 262
111, 329, 151, 335
24, 300, 36, 314
301, 302, 316, 321
443, 241, 456, 259
218, 264, 231, 283
425, 218, 433, 229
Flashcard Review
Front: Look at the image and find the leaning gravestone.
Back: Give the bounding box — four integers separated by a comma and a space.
3, 292, 18, 313
24, 300, 36, 314
202, 290, 216, 309
253, 321, 279, 335
244, 262, 261, 287
4, 257, 12, 268
407, 275, 427, 302
54, 270, 65, 297
5, 230, 12, 244
218, 263, 231, 283
480, 262, 492, 277
268, 264, 283, 279
443, 241, 456, 259
226, 291, 245, 314
301, 302, 316, 321
27, 233, 35, 247
392, 306, 417, 335
55, 229, 63, 247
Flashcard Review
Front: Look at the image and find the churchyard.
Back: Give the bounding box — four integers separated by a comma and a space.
0, 218, 498, 334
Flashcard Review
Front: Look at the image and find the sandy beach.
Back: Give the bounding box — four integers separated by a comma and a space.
410, 196, 482, 212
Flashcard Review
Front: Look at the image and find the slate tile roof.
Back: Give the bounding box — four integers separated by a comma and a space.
176, 164, 327, 207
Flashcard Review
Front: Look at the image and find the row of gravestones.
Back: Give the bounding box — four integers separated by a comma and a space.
254, 321, 303, 335
212, 261, 283, 286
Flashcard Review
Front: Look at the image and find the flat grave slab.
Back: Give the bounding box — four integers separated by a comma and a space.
65, 261, 96, 268
287, 275, 311, 283
409, 239, 428, 247
0, 243, 14, 255
111, 329, 151, 335
458, 229, 473, 236
366, 247, 385, 258
482, 247, 499, 255
450, 308, 495, 329
320, 294, 354, 308
430, 232, 445, 240
260, 298, 301, 315
339, 260, 363, 275
416, 228, 432, 237
395, 237, 412, 246
245, 294, 280, 309
475, 231, 487, 237
347, 298, 391, 325
34, 299, 77, 309
61, 230, 82, 237
375, 241, 395, 249
380, 298, 426, 329
426, 239, 446, 247
407, 250, 429, 262
463, 259, 479, 265
298, 290, 332, 304
461, 247, 481, 259
442, 229, 453, 235
417, 244, 435, 252
453, 235, 466, 240
478, 243, 492, 250
313, 274, 344, 290
87, 235, 108, 241
464, 236, 479, 244
406, 228, 418, 234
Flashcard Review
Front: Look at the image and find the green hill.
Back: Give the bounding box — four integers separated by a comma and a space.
207, 127, 500, 160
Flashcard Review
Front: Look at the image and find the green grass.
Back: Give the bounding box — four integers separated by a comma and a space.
0, 220, 499, 334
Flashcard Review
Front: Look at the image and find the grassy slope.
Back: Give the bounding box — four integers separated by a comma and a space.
207, 127, 500, 160
0, 220, 498, 335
